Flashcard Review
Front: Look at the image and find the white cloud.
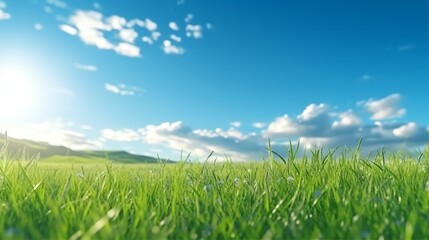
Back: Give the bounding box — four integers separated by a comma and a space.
101, 129, 141, 142
169, 21, 179, 31
0, 2, 11, 20
34, 23, 43, 31
127, 19, 145, 28
230, 122, 241, 128
170, 34, 182, 42
162, 40, 184, 55
253, 122, 266, 128
2, 118, 103, 150
398, 44, 413, 51
105, 83, 141, 96
332, 110, 361, 128
106, 15, 126, 30
393, 122, 418, 138
185, 14, 193, 23
46, 0, 67, 8
298, 103, 329, 121
69, 11, 114, 49
142, 36, 153, 45
115, 42, 141, 57
139, 121, 262, 161
265, 114, 303, 136
119, 28, 138, 43
59, 24, 78, 35
75, 63, 98, 71
362, 93, 406, 120
145, 18, 157, 31
151, 31, 161, 41
186, 24, 203, 39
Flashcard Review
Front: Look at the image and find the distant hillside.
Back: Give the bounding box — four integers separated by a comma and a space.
0, 133, 172, 164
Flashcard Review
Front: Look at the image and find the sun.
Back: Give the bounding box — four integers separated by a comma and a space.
0, 65, 36, 116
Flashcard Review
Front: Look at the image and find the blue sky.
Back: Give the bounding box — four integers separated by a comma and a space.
0, 0, 428, 160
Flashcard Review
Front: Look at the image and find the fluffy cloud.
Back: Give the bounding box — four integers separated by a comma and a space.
151, 31, 161, 41
142, 36, 153, 45
101, 129, 141, 142
162, 40, 184, 55
361, 93, 406, 120
115, 42, 141, 57
186, 24, 203, 39
393, 122, 418, 138
169, 21, 179, 31
106, 15, 126, 30
144, 18, 157, 31
75, 63, 98, 71
105, 83, 141, 96
0, 1, 11, 20
170, 34, 182, 42
138, 121, 263, 161
64, 11, 142, 57
332, 110, 361, 128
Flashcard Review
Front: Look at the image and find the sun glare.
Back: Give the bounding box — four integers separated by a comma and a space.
0, 65, 37, 116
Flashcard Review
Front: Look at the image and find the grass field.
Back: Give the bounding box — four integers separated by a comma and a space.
1, 143, 429, 239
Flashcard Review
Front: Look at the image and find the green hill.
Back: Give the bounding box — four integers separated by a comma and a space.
0, 133, 172, 164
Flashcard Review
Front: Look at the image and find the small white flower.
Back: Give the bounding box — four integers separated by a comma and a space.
287, 176, 294, 182
234, 177, 240, 186
203, 184, 212, 192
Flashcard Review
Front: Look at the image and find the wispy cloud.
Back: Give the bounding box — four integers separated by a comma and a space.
34, 23, 43, 31
59, 24, 78, 35
252, 122, 266, 128
162, 40, 184, 55
46, 0, 67, 9
361, 74, 371, 81
56, 87, 75, 97
75, 63, 98, 71
230, 121, 241, 128
0, 1, 11, 20
185, 14, 193, 23
1, 118, 103, 150
105, 83, 142, 96
101, 128, 141, 142
398, 44, 414, 52
360, 93, 406, 120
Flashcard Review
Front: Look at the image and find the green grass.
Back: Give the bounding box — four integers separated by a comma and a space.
1, 143, 429, 239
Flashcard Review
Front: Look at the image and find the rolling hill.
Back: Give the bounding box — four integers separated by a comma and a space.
0, 133, 172, 164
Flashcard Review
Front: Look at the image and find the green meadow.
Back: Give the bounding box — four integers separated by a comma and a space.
1, 140, 429, 240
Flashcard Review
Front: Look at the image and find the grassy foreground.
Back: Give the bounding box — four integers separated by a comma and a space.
1, 146, 429, 239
